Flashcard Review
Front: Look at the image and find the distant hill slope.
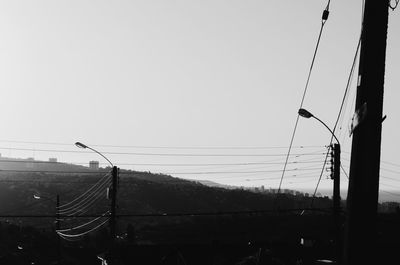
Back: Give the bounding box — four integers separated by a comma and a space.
0, 168, 332, 220
195, 179, 237, 189
0, 156, 337, 231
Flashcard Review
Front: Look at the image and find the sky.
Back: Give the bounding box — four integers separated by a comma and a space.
0, 1, 399, 199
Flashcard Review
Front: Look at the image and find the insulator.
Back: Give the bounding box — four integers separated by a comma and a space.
322, 10, 329, 21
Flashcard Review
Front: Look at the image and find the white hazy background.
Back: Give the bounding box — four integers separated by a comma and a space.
0, 1, 399, 198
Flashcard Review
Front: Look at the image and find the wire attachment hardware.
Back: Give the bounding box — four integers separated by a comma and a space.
389, 0, 399, 11
322, 10, 329, 21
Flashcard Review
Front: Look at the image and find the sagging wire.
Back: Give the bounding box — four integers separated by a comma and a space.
59, 184, 111, 217
277, 0, 331, 194
310, 0, 365, 207
57, 177, 112, 214
57, 170, 112, 209
57, 218, 109, 241
56, 211, 110, 233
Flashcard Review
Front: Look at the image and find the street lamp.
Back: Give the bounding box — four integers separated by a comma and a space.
75, 141, 118, 243
298, 108, 340, 144
75, 142, 113, 167
298, 108, 342, 264
34, 193, 61, 261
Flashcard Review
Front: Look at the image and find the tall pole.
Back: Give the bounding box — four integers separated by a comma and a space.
298, 109, 342, 263
344, 1, 389, 264
56, 195, 60, 230
332, 144, 341, 264
333, 144, 341, 219
56, 194, 60, 262
110, 166, 118, 242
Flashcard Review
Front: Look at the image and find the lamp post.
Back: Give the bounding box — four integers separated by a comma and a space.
298, 108, 342, 264
75, 142, 118, 243
33, 193, 61, 262
75, 142, 114, 167
298, 108, 340, 144
33, 194, 60, 230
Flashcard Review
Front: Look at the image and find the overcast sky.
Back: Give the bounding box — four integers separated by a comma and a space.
0, 1, 399, 197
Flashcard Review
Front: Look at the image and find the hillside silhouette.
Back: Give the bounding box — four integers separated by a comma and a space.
0, 157, 332, 226
1, 158, 399, 264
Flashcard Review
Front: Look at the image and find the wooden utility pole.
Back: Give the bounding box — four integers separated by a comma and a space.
344, 1, 389, 265
56, 194, 61, 262
56, 194, 60, 230
331, 143, 341, 264
110, 166, 119, 242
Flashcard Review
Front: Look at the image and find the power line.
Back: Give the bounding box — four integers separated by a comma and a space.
61, 191, 110, 217
380, 183, 400, 190
0, 162, 326, 176
380, 168, 400, 175
156, 167, 325, 176
310, 0, 364, 205
184, 169, 326, 182
0, 179, 109, 184
57, 211, 110, 232
0, 139, 324, 150
341, 164, 349, 179
341, 158, 400, 174
0, 207, 332, 219
57, 218, 109, 241
58, 179, 111, 215
245, 175, 323, 182
380, 175, 400, 183
0, 159, 327, 167
380, 190, 400, 197
0, 169, 107, 174
381, 160, 400, 168
278, 0, 331, 194
310, 145, 332, 207
0, 146, 327, 157
57, 171, 111, 209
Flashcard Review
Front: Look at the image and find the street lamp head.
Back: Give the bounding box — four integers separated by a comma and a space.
298, 108, 314, 119
298, 108, 340, 144
75, 141, 114, 167
33, 194, 41, 200
75, 142, 88, 149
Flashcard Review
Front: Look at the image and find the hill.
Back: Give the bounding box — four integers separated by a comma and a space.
0, 164, 333, 229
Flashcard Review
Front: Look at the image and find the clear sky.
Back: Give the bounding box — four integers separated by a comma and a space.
0, 1, 399, 198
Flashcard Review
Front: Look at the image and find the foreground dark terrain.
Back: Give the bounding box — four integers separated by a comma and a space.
1, 212, 399, 265
0, 166, 399, 264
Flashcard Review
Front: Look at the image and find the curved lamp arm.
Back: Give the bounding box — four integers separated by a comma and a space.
75, 142, 114, 167
298, 108, 340, 145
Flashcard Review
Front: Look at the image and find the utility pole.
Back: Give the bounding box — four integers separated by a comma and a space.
56, 194, 61, 262
331, 144, 341, 264
110, 166, 119, 242
56, 195, 60, 230
344, 1, 389, 265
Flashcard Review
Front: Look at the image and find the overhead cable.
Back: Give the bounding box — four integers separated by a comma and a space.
56, 218, 109, 240
59, 185, 111, 216
310, 0, 364, 205
56, 211, 110, 232
0, 139, 324, 150
0, 146, 327, 157
57, 178, 111, 215
278, 0, 331, 193
57, 170, 112, 209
